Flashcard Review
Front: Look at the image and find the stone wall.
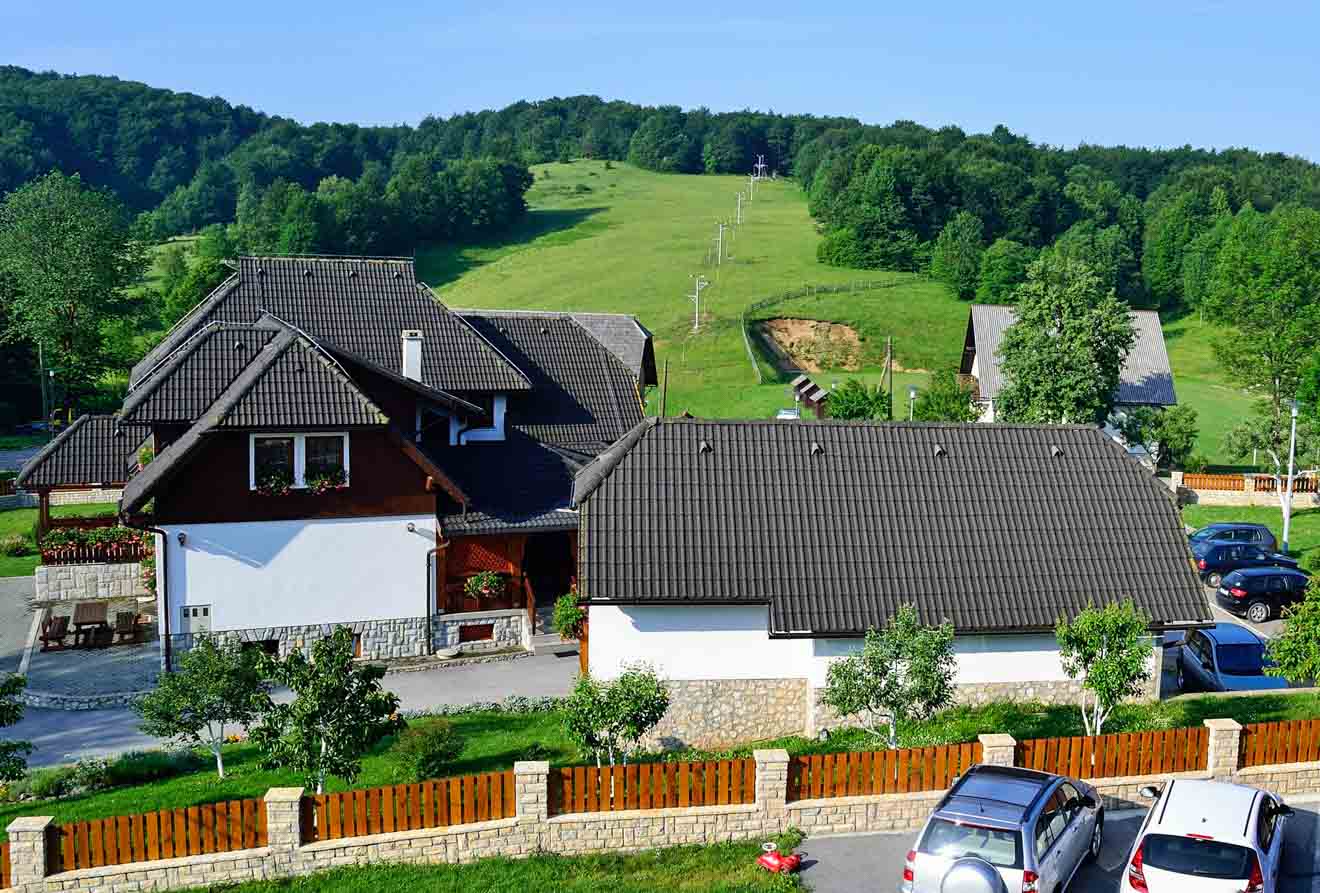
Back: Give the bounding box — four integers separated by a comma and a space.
9, 721, 1320, 893
169, 610, 530, 662
0, 492, 38, 510
33, 561, 145, 604
48, 488, 123, 506
642, 678, 809, 750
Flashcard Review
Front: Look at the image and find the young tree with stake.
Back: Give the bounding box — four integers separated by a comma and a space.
563, 664, 670, 767
820, 605, 955, 748
1056, 601, 1154, 736
250, 627, 403, 794
135, 636, 268, 778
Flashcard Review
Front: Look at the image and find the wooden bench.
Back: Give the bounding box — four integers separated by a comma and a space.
114, 612, 143, 644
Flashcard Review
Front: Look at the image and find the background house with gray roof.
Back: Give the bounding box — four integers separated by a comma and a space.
572, 418, 1209, 749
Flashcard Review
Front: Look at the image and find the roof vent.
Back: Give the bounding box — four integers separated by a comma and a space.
1051, 445, 1064, 457
348, 270, 358, 278
392, 271, 402, 279
540, 326, 549, 335
810, 441, 824, 456
303, 269, 312, 278
698, 440, 713, 455
233, 341, 247, 352
933, 443, 947, 458
256, 267, 265, 276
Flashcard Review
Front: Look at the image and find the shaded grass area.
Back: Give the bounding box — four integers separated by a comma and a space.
0, 502, 119, 577
0, 435, 45, 450
1183, 504, 1320, 567
10, 691, 1320, 842
203, 834, 804, 892
1160, 311, 1255, 465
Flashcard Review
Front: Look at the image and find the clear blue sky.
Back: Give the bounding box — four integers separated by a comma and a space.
7, 1, 1318, 160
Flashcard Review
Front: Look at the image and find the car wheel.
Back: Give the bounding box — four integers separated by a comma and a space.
1206, 572, 1223, 588
1247, 601, 1272, 624
1085, 815, 1104, 863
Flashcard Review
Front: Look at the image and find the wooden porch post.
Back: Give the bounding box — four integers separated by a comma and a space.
36, 489, 51, 545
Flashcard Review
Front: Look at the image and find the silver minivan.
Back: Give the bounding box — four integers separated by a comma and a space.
900, 765, 1104, 893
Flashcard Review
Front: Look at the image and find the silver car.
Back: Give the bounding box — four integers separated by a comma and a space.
900, 765, 1104, 893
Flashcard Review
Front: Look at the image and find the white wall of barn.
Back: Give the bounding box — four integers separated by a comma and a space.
587, 604, 1073, 686
158, 514, 435, 632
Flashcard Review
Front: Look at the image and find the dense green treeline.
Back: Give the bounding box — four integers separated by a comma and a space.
796, 119, 1320, 311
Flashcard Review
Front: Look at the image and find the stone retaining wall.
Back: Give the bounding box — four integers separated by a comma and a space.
7, 721, 1320, 892
0, 492, 38, 510
48, 488, 123, 506
33, 561, 145, 604
168, 610, 530, 662
642, 678, 808, 750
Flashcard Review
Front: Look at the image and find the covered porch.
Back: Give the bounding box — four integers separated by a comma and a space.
435, 529, 577, 636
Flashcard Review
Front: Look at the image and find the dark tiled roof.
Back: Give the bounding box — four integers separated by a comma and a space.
460, 313, 644, 451
17, 415, 136, 488
427, 432, 583, 537
459, 309, 657, 387
133, 257, 530, 395
968, 305, 1177, 406
122, 324, 278, 424
574, 419, 1210, 636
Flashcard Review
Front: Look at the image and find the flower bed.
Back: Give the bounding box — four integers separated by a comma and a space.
40, 527, 150, 565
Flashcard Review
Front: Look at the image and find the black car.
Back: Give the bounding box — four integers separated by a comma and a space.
1192, 541, 1297, 587
1214, 567, 1310, 623
1188, 522, 1277, 551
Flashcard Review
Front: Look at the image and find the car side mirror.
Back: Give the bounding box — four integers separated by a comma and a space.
1080, 794, 1098, 809
1138, 785, 1161, 800
1273, 803, 1295, 819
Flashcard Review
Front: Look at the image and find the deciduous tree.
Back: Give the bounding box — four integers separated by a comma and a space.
828, 378, 891, 421
930, 211, 984, 299
0, 673, 33, 783
1117, 405, 1200, 469
820, 605, 955, 748
563, 665, 669, 767
1056, 601, 1153, 736
976, 238, 1038, 304
1267, 583, 1320, 685
913, 369, 978, 422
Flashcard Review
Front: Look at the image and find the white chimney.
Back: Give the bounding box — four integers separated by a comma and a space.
401, 330, 423, 381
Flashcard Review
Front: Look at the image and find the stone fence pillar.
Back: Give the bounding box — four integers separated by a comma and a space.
515, 760, 550, 822
1205, 718, 1243, 778
979, 733, 1017, 767
263, 787, 305, 861
754, 749, 790, 819
5, 816, 53, 886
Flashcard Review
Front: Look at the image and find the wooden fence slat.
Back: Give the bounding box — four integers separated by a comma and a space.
101, 817, 118, 866
743, 759, 756, 804
1, 841, 9, 891
200, 804, 215, 854
704, 760, 717, 806
213, 801, 229, 854
381, 786, 396, 834
61, 824, 76, 872
144, 811, 159, 861
678, 762, 690, 808
897, 749, 909, 794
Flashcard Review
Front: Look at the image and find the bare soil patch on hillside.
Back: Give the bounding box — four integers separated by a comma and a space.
758, 318, 862, 372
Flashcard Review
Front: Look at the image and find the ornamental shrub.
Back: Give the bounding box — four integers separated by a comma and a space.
391, 721, 465, 782
0, 534, 31, 556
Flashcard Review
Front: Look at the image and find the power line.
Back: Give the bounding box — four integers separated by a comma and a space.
689, 274, 710, 332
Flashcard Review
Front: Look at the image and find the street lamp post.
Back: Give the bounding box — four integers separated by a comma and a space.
1283, 399, 1300, 553
908, 385, 918, 421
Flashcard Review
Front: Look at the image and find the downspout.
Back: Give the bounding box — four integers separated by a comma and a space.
426, 527, 452, 656
123, 516, 171, 672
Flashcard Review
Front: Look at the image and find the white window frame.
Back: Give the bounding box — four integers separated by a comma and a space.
249, 432, 351, 490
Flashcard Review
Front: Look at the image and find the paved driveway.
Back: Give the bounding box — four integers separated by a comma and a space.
800, 801, 1320, 893
0, 576, 35, 673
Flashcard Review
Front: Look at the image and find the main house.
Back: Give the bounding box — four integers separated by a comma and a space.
19, 256, 653, 664
573, 418, 1210, 749
959, 304, 1177, 427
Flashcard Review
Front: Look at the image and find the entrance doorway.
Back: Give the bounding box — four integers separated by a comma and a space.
522, 532, 575, 634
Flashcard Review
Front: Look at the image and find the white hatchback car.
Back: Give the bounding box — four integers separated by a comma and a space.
1122, 779, 1293, 893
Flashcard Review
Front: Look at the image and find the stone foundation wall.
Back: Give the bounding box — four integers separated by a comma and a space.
0, 492, 38, 510
10, 722, 1320, 893
169, 610, 530, 662
34, 561, 145, 604
48, 488, 123, 506
642, 678, 809, 750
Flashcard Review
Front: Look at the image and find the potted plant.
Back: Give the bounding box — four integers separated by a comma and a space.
254, 469, 294, 497
306, 468, 348, 495
553, 585, 586, 641
463, 571, 504, 601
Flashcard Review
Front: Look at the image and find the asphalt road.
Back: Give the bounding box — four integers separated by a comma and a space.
800, 801, 1320, 893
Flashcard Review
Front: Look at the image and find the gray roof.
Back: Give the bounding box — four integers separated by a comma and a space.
133, 257, 531, 395
17, 415, 136, 489
966, 305, 1177, 406
456, 309, 656, 387
573, 419, 1210, 636
122, 324, 279, 425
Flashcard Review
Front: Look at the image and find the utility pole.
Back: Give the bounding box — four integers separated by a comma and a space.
754, 154, 767, 179
38, 341, 49, 440
714, 222, 726, 266
660, 359, 670, 417
736, 192, 744, 225
689, 274, 710, 331
886, 336, 894, 420
1283, 399, 1300, 552
748, 173, 756, 200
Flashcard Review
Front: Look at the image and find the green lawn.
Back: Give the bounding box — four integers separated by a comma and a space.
1160, 311, 1257, 466
204, 834, 804, 892
1182, 504, 1320, 568
422, 161, 967, 420
0, 502, 119, 577
0, 435, 45, 450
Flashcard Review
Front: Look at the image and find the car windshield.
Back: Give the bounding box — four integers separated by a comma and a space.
1141, 834, 1254, 879
919, 819, 1022, 869
1216, 643, 1267, 676
1190, 527, 1227, 542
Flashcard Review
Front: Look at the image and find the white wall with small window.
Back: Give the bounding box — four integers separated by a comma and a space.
250, 432, 350, 490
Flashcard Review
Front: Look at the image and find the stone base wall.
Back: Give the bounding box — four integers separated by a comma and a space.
642, 678, 809, 750
169, 610, 530, 662
432, 609, 530, 654
34, 562, 145, 604
954, 679, 1086, 706
48, 488, 123, 506
0, 492, 38, 510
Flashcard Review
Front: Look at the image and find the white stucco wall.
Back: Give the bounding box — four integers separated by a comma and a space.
588, 604, 1070, 687
159, 515, 435, 632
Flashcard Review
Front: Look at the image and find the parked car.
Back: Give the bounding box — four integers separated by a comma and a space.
1176, 624, 1288, 693
1123, 779, 1292, 893
899, 764, 1102, 893
1188, 522, 1277, 552
1192, 541, 1297, 588
1214, 567, 1310, 624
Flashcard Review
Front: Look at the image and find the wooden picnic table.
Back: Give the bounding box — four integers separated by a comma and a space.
71, 601, 110, 648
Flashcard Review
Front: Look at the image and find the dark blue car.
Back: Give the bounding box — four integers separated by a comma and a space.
1177, 623, 1288, 693
1188, 522, 1277, 551
1192, 540, 1297, 588
1214, 566, 1310, 623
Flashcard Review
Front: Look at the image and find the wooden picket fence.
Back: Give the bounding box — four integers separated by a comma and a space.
52, 798, 266, 871
788, 742, 982, 801
1016, 727, 1208, 779
1240, 720, 1320, 768
1, 840, 10, 890
552, 759, 756, 815
302, 771, 515, 842
1183, 473, 1245, 492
